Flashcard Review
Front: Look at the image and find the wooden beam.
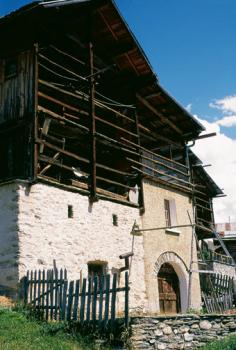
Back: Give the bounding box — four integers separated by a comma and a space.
88, 38, 97, 201
137, 94, 182, 135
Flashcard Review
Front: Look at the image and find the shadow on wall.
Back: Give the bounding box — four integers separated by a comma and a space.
0, 183, 21, 299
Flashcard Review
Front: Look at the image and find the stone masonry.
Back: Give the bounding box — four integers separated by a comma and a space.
131, 315, 236, 349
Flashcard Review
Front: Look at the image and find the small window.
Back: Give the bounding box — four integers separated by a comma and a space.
4, 57, 18, 80
68, 205, 73, 218
112, 214, 118, 226
164, 199, 177, 227
88, 261, 107, 280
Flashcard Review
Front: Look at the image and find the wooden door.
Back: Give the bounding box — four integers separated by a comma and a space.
158, 263, 180, 314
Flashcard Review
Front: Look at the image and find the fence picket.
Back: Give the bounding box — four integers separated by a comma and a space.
80, 278, 87, 325
73, 280, 80, 321
30, 270, 33, 303
86, 277, 92, 322
98, 275, 104, 329
50, 269, 54, 320
54, 268, 58, 320
67, 281, 74, 321
61, 280, 68, 321
125, 271, 129, 328
45, 270, 50, 321
37, 270, 41, 312
92, 276, 98, 323
42, 270, 45, 320
111, 273, 117, 331
104, 274, 110, 328
33, 270, 37, 307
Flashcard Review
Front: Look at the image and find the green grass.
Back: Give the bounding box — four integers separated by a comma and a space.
0, 308, 107, 350
199, 335, 236, 350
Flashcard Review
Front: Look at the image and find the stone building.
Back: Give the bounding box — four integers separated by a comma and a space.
0, 0, 229, 314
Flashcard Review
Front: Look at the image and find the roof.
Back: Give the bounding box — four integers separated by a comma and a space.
0, 0, 204, 142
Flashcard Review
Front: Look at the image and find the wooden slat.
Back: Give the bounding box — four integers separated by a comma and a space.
80, 278, 87, 325
54, 268, 58, 320
45, 270, 50, 321
124, 271, 129, 328
73, 280, 80, 321
92, 276, 98, 323
50, 269, 54, 320
86, 277, 92, 322
104, 274, 110, 328
98, 275, 104, 329
61, 279, 68, 321
42, 270, 45, 319
67, 281, 74, 321
110, 274, 117, 330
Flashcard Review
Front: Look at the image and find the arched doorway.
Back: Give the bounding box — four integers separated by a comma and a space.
158, 263, 181, 314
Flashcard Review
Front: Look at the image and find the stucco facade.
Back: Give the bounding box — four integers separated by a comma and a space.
141, 180, 202, 313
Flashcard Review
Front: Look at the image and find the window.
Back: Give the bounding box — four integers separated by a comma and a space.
112, 214, 118, 226
87, 261, 108, 279
164, 199, 177, 228
68, 205, 73, 218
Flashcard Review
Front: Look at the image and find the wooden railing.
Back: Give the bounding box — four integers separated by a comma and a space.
199, 250, 234, 266
20, 268, 129, 330
200, 272, 234, 313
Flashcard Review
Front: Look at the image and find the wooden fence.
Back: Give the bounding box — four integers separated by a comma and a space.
200, 272, 234, 313
20, 268, 129, 329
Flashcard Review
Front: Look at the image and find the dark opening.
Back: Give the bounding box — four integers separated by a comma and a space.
68, 205, 73, 218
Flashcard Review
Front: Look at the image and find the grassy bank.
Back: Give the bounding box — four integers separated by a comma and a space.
0, 308, 109, 350
199, 335, 236, 349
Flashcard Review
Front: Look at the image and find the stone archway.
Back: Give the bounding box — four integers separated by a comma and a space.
154, 251, 189, 313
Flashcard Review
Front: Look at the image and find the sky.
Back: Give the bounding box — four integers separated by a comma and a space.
1, 0, 236, 223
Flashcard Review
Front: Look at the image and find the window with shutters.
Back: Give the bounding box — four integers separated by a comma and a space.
164, 199, 178, 231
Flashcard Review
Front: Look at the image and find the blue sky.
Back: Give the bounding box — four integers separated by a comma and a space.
1, 0, 236, 222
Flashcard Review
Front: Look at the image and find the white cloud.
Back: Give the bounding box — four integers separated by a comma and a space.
186, 103, 192, 113
193, 116, 236, 223
210, 95, 236, 114
215, 115, 236, 128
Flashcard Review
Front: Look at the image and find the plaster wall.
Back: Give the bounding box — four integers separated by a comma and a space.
0, 182, 19, 294
17, 182, 147, 312
141, 180, 202, 313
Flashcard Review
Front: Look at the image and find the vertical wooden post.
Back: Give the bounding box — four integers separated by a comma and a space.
134, 99, 145, 213
88, 11, 97, 202
33, 43, 39, 180
110, 273, 117, 331
124, 271, 129, 328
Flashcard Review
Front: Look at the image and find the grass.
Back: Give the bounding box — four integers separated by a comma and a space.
199, 335, 236, 350
0, 308, 109, 350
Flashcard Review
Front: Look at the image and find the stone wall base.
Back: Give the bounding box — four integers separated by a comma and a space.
130, 315, 236, 349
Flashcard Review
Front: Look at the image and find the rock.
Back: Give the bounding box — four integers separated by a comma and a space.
163, 326, 172, 335
199, 320, 212, 330
150, 339, 156, 344
173, 329, 178, 334
191, 324, 199, 329
179, 326, 190, 333
184, 333, 194, 342
156, 343, 167, 350
155, 329, 164, 337
158, 323, 167, 329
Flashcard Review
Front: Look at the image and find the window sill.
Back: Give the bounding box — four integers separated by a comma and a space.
165, 228, 181, 236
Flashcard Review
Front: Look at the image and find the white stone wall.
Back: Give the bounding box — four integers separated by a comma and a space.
0, 182, 19, 293
17, 182, 147, 312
